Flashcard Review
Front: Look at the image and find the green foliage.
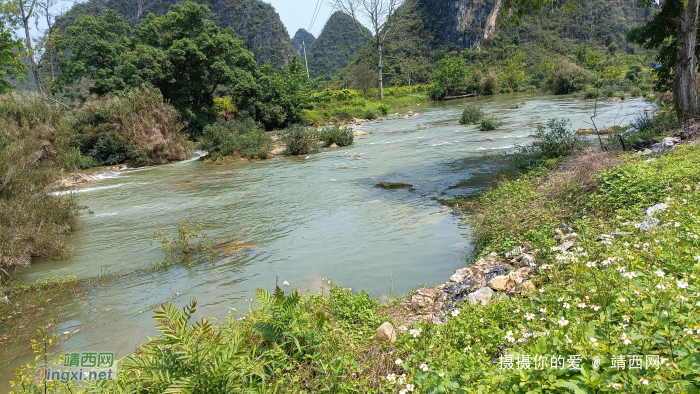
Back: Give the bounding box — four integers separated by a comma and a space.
433, 55, 468, 96
515, 118, 583, 170
618, 108, 678, 148
199, 118, 271, 160
151, 221, 214, 267
377, 103, 390, 115
318, 125, 354, 147
478, 118, 501, 131
459, 104, 485, 125
0, 20, 26, 94
53, 2, 257, 136
282, 125, 319, 156
363, 108, 378, 120
584, 88, 600, 99
545, 60, 591, 95
9, 327, 73, 393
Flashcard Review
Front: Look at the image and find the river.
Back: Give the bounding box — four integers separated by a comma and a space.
0, 94, 656, 386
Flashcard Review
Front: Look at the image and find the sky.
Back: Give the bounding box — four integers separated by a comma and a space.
264, 0, 337, 38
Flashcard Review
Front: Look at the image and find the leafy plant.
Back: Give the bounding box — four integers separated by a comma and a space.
478, 118, 502, 131
318, 125, 354, 147
151, 221, 215, 267
514, 118, 583, 170
199, 118, 271, 160
282, 125, 319, 156
459, 104, 485, 125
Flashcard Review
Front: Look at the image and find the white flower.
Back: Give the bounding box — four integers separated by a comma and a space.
586, 261, 596, 268
398, 374, 406, 384
678, 280, 689, 289
539, 288, 545, 293
618, 297, 626, 302
562, 302, 571, 309
622, 314, 631, 322
655, 270, 665, 278
578, 302, 587, 309
684, 327, 693, 335
464, 345, 471, 351
406, 384, 415, 392
622, 332, 632, 345
438, 371, 445, 377
409, 329, 421, 338
640, 377, 649, 385
675, 222, 681, 227
539, 308, 547, 313
564, 335, 572, 344
657, 283, 667, 290
622, 271, 637, 279
480, 318, 484, 323
387, 373, 396, 381
399, 390, 407, 394
619, 323, 628, 329
513, 308, 520, 313
420, 363, 429, 372
525, 312, 535, 320
591, 304, 601, 311
395, 358, 403, 365
451, 309, 460, 317
558, 317, 569, 326
590, 337, 598, 346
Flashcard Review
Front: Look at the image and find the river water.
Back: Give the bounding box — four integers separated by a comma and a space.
0, 94, 655, 385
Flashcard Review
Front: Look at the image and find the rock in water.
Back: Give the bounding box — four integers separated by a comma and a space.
375, 322, 397, 342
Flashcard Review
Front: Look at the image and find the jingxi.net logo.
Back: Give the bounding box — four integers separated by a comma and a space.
36, 351, 118, 383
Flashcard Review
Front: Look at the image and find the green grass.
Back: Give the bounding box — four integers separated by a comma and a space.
303, 92, 428, 126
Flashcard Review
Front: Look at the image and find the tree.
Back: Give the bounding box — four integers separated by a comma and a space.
333, 0, 403, 101
2, 0, 43, 92
433, 55, 468, 96
53, 1, 257, 135
0, 19, 25, 93
628, 0, 699, 122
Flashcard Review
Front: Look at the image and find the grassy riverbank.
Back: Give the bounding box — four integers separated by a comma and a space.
9, 112, 699, 393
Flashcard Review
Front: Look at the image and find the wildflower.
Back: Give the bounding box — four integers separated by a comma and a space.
543, 330, 550, 336
398, 374, 406, 384
578, 302, 587, 309
387, 374, 396, 381
623, 315, 631, 322
522, 312, 535, 321
558, 297, 565, 302
622, 332, 632, 345
640, 377, 649, 385
558, 317, 569, 326
590, 337, 598, 346
451, 309, 460, 317
480, 318, 484, 323
622, 271, 637, 279
655, 270, 665, 278
406, 384, 415, 392
616, 266, 626, 273
586, 261, 596, 268
539, 308, 547, 313
619, 323, 628, 329
399, 390, 407, 394
565, 335, 572, 344
539, 288, 545, 293
591, 304, 601, 311
409, 329, 421, 338
563, 302, 571, 309
696, 324, 700, 334
657, 283, 667, 290
609, 382, 621, 389
513, 308, 520, 313
420, 363, 429, 372
684, 327, 694, 335
675, 222, 681, 227
395, 358, 403, 365
438, 372, 445, 377
464, 345, 471, 351
678, 280, 689, 289
677, 294, 688, 301
618, 296, 626, 302
481, 348, 487, 353
634, 289, 641, 296
429, 344, 434, 349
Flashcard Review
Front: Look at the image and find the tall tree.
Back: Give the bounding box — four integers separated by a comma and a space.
0, 18, 26, 93
629, 0, 699, 122
2, 0, 43, 92
333, 0, 403, 100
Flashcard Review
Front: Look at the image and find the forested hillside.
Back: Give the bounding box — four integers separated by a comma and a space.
53, 0, 295, 66
292, 29, 316, 60
306, 11, 371, 79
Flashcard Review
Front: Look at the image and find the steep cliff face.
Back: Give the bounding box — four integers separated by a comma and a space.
416, 0, 502, 50
54, 0, 295, 66
292, 29, 316, 59
306, 12, 371, 78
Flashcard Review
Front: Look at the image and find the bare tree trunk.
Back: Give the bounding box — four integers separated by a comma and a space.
19, 0, 43, 93
377, 39, 384, 101
674, 0, 700, 121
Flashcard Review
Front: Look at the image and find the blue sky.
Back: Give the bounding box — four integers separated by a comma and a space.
266, 0, 336, 38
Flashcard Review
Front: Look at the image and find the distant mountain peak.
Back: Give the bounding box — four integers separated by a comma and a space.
292, 29, 316, 59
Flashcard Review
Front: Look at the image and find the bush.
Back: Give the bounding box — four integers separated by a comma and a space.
318, 125, 354, 147
584, 89, 600, 99
478, 118, 501, 131
544, 60, 590, 95
283, 125, 319, 156
199, 118, 271, 160
514, 118, 583, 170
459, 104, 485, 125
363, 109, 378, 120
377, 103, 390, 115
614, 91, 626, 100
482, 70, 499, 95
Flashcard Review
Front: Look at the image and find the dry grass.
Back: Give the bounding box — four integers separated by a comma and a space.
538, 149, 630, 194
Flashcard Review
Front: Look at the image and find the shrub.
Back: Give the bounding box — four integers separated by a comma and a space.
514, 118, 583, 170
283, 125, 319, 156
544, 60, 590, 95
614, 91, 626, 100
318, 125, 354, 147
482, 70, 499, 95
199, 118, 271, 160
363, 109, 378, 120
459, 104, 485, 125
377, 103, 390, 115
584, 89, 600, 99
478, 118, 501, 131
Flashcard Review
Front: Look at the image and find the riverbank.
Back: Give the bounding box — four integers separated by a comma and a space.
9, 109, 698, 392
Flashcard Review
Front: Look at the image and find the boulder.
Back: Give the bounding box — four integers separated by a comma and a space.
53, 173, 95, 189
517, 280, 537, 296
468, 287, 494, 306
329, 143, 339, 149
487, 275, 511, 292
641, 217, 660, 232
646, 203, 669, 216
353, 130, 369, 136
271, 145, 286, 155
409, 287, 446, 312
375, 322, 397, 343
508, 267, 531, 284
